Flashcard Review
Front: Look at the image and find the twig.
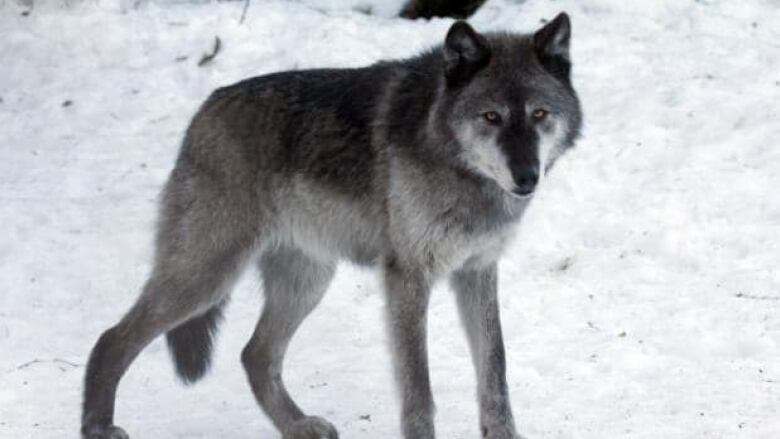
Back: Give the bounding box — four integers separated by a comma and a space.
240, 0, 251, 24
16, 359, 43, 370
52, 358, 82, 368
8, 358, 83, 373
198, 36, 222, 67
735, 292, 780, 301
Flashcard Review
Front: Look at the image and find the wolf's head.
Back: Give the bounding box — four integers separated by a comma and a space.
433, 13, 582, 198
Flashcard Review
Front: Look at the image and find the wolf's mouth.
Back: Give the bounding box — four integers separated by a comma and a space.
509, 187, 534, 199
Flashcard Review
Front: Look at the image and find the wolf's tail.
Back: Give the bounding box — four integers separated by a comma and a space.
166, 301, 226, 384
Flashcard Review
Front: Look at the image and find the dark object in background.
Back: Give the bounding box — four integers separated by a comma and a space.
401, 0, 488, 19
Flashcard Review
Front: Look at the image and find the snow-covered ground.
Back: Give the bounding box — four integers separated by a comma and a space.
1, 0, 779, 437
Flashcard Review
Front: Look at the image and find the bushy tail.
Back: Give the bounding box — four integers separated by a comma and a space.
166, 302, 225, 384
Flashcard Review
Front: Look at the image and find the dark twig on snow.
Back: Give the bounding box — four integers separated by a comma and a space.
735, 292, 780, 301
198, 36, 222, 67
10, 358, 83, 373
15, 359, 43, 370
52, 358, 82, 368
240, 0, 251, 24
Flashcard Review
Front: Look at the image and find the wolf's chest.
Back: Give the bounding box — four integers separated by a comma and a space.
392, 207, 518, 277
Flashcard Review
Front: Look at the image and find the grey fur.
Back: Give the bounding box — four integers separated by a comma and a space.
82, 13, 581, 439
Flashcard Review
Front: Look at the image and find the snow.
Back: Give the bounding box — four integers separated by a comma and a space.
1, 0, 778, 438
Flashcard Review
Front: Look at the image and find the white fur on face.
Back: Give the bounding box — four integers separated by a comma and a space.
455, 123, 516, 193
456, 114, 568, 192
535, 116, 567, 178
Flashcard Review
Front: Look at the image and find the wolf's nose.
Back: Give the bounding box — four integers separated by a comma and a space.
512, 168, 539, 196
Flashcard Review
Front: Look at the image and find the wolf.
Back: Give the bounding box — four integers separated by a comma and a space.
81, 12, 581, 439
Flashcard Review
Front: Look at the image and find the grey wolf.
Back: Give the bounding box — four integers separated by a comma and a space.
81, 12, 581, 439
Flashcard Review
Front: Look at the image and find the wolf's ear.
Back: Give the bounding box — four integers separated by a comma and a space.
444, 21, 491, 87
534, 12, 571, 78
534, 12, 571, 59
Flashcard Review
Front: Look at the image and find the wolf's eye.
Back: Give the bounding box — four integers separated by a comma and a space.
482, 111, 502, 125
531, 109, 549, 122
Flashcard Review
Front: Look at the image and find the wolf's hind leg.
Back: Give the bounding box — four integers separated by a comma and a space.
81, 170, 258, 439
242, 246, 337, 439
81, 244, 252, 438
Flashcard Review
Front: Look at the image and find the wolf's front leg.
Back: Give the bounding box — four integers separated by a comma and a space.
384, 260, 436, 439
451, 264, 521, 439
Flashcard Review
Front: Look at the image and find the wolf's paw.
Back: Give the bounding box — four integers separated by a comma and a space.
82, 425, 129, 439
482, 424, 525, 439
283, 416, 339, 439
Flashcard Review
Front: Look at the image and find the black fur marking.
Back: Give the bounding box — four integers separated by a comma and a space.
385, 52, 441, 151
499, 122, 540, 188
268, 68, 389, 194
